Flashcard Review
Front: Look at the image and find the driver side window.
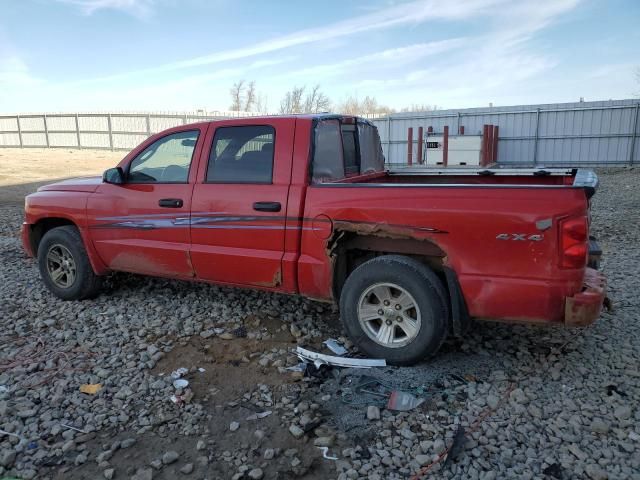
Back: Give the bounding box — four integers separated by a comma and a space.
128, 130, 199, 183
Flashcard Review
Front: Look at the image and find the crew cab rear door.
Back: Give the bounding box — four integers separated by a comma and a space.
189, 118, 295, 288
87, 124, 207, 278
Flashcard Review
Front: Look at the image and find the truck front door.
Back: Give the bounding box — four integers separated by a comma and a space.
87, 126, 207, 278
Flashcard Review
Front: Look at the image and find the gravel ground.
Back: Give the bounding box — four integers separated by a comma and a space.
0, 168, 638, 480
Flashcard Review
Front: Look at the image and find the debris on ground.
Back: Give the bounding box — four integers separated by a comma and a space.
79, 383, 102, 395
295, 346, 386, 368
322, 338, 348, 356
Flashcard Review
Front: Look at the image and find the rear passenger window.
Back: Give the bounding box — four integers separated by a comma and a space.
206, 126, 275, 183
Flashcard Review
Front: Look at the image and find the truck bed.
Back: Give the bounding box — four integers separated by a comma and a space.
334, 167, 598, 193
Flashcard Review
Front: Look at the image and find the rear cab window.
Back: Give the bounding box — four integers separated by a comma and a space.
206, 125, 275, 183
311, 117, 385, 183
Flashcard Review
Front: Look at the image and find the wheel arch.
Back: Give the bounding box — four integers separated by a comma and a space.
331, 232, 471, 337
31, 217, 108, 275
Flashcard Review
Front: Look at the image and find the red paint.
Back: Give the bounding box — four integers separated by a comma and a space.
459, 125, 465, 135
417, 127, 424, 165
407, 127, 413, 166
23, 115, 606, 328
482, 124, 490, 166
492, 125, 499, 163
442, 126, 449, 167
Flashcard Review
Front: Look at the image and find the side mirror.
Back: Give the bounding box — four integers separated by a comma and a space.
103, 167, 124, 185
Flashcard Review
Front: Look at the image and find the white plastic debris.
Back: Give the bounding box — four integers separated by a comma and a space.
170, 367, 189, 379
323, 339, 348, 356
173, 378, 189, 389
316, 446, 338, 460
197, 367, 206, 373
296, 346, 386, 369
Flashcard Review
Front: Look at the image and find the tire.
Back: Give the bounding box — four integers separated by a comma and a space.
340, 255, 449, 366
37, 226, 102, 300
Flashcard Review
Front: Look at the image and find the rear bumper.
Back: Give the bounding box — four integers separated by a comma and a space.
564, 268, 606, 327
21, 222, 35, 257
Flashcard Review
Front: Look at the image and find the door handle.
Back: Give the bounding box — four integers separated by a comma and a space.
253, 201, 281, 212
159, 198, 183, 208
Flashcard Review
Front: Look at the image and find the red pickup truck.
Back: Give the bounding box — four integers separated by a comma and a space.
22, 114, 606, 365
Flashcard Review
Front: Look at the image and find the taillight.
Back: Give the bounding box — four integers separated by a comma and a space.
560, 216, 588, 268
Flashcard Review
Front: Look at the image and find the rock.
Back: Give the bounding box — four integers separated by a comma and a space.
180, 463, 194, 474
120, 438, 136, 449
162, 450, 179, 465
132, 468, 153, 480
248, 468, 264, 479
264, 448, 275, 459
614, 405, 632, 421
104, 468, 115, 479
509, 388, 528, 404
289, 425, 304, 438
314, 436, 334, 447
568, 444, 587, 461
0, 449, 16, 468
16, 409, 37, 418
367, 406, 381, 420
75, 453, 88, 465
590, 418, 610, 434
486, 395, 500, 410
433, 439, 446, 455
415, 454, 431, 465
196, 440, 206, 451
230, 421, 240, 432
585, 464, 608, 480
150, 459, 162, 470
400, 428, 416, 440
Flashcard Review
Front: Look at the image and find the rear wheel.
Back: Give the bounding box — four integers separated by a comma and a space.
37, 226, 102, 300
340, 255, 448, 365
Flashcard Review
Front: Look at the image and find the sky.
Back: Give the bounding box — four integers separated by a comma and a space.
0, 0, 638, 113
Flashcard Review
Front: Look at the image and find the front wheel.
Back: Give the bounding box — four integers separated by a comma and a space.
340, 255, 449, 366
37, 226, 102, 300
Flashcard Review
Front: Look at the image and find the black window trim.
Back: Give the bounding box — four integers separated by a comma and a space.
125, 129, 201, 185
204, 124, 276, 185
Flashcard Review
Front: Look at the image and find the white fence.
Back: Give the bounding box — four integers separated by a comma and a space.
2, 100, 639, 166
0, 111, 262, 151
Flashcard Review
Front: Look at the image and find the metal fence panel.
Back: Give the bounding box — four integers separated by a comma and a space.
1, 101, 639, 166
371, 99, 640, 166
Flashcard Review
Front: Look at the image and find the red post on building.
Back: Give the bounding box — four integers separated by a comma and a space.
442, 125, 449, 167
459, 125, 465, 135
492, 125, 499, 163
407, 127, 413, 166
417, 127, 424, 164
482, 124, 490, 166
487, 124, 494, 166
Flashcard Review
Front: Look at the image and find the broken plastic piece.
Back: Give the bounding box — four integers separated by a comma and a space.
79, 383, 102, 395
295, 347, 386, 369
323, 339, 348, 356
171, 367, 189, 379
316, 446, 338, 460
386, 390, 425, 411
173, 379, 189, 389
246, 410, 272, 420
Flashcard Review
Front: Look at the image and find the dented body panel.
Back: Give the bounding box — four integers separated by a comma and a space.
23, 114, 606, 328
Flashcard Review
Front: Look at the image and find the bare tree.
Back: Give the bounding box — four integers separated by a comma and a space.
255, 93, 269, 114
337, 94, 394, 115
303, 85, 331, 113
244, 80, 256, 111
279, 86, 306, 114
229, 80, 245, 112
400, 103, 438, 112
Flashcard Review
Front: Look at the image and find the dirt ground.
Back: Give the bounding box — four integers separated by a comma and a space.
0, 148, 123, 204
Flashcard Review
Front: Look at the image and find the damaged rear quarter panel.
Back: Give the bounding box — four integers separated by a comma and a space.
297, 184, 589, 324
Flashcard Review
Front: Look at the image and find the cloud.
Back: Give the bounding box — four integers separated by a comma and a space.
80, 0, 504, 83
286, 38, 466, 80
57, 0, 156, 18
